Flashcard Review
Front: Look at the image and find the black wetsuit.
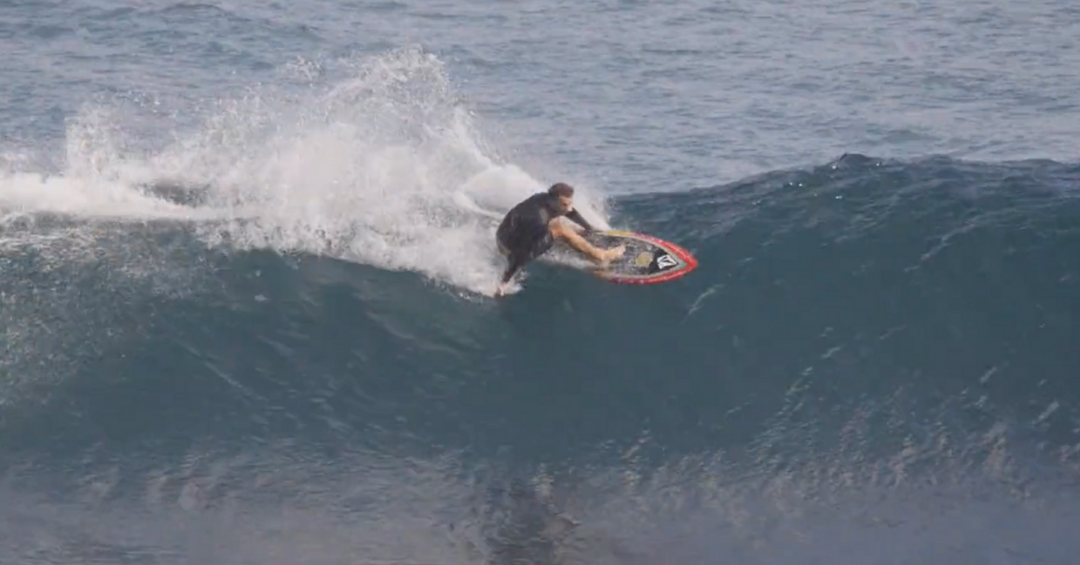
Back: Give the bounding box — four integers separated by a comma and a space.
496, 192, 593, 283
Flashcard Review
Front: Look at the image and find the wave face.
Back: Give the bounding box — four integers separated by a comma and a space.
3, 50, 1080, 565
4, 149, 1080, 563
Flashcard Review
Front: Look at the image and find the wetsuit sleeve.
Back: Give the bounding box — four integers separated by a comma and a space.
565, 209, 594, 231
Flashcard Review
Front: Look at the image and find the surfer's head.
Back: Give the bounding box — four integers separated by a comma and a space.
548, 182, 574, 213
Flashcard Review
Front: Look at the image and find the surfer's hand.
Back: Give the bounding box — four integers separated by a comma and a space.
601, 245, 626, 263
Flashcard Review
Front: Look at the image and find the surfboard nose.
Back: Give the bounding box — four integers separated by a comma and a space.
584, 230, 698, 284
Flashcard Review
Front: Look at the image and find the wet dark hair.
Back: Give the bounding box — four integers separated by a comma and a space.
547, 183, 574, 198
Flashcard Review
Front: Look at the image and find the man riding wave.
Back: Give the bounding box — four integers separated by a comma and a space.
495, 182, 625, 297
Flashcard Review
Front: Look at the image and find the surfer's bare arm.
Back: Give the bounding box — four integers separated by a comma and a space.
564, 209, 594, 232
550, 220, 623, 263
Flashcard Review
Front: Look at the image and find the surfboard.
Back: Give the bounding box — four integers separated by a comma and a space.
578, 230, 698, 284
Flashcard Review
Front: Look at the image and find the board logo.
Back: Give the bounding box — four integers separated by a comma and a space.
655, 253, 678, 270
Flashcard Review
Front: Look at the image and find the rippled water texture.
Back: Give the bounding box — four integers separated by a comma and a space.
2, 1, 1079, 564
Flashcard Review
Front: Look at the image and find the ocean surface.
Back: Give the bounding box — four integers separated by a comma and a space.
2, 1, 1080, 563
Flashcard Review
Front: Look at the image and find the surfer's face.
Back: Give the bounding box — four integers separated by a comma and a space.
556, 195, 573, 213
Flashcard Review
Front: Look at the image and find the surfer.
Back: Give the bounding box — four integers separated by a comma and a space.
495, 183, 625, 297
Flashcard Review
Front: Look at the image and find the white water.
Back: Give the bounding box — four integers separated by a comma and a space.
0, 47, 614, 297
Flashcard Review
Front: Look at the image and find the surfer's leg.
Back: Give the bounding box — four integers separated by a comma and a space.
549, 220, 624, 264
501, 249, 530, 283
498, 227, 547, 285
495, 224, 541, 296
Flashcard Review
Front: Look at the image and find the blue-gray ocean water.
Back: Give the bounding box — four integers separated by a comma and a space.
2, 1, 1080, 564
